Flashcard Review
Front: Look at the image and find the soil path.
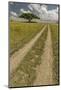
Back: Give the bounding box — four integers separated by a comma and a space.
10, 25, 46, 73
33, 25, 54, 85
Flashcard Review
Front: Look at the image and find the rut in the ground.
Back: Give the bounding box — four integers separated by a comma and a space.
10, 25, 46, 73
33, 25, 54, 85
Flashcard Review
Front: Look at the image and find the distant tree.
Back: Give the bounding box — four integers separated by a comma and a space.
19, 13, 40, 22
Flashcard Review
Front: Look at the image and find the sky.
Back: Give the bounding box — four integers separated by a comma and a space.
9, 2, 59, 21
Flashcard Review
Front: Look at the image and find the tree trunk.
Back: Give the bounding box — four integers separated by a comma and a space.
28, 19, 31, 23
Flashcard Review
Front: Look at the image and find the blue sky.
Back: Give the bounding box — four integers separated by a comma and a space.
9, 2, 58, 14
9, 2, 59, 21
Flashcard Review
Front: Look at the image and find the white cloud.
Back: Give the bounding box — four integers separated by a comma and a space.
48, 8, 58, 21
28, 5, 33, 11
10, 11, 17, 17
20, 9, 25, 13
40, 5, 48, 13
28, 4, 41, 18
20, 8, 31, 13
10, 2, 14, 5
28, 4, 58, 21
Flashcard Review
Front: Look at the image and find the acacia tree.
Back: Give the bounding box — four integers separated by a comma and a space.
19, 13, 40, 22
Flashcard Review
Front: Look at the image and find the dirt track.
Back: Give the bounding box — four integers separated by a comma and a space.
33, 25, 54, 85
10, 25, 46, 73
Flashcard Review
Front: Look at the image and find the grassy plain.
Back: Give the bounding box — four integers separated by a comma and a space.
10, 22, 59, 87
50, 24, 59, 84
10, 21, 44, 55
10, 24, 48, 87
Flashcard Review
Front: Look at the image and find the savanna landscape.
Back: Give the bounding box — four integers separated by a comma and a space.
9, 2, 59, 87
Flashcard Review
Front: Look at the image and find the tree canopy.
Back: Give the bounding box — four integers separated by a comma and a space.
19, 13, 40, 22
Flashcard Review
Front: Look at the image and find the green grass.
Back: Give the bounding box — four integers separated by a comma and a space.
10, 23, 59, 86
10, 21, 44, 55
10, 26, 48, 87
50, 24, 59, 84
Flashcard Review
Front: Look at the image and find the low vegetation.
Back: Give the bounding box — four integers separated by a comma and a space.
10, 21, 44, 55
50, 24, 59, 84
10, 22, 59, 87
10, 26, 48, 87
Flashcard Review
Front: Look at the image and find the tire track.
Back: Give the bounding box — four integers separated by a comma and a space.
33, 25, 54, 85
10, 25, 47, 73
